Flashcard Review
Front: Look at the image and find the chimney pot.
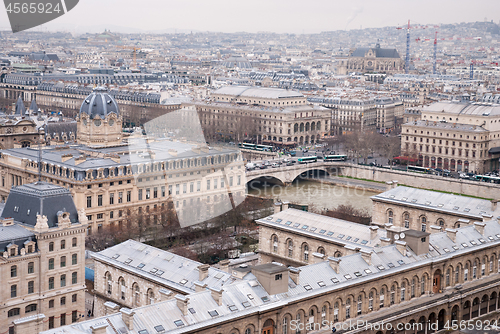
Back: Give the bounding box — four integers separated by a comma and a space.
289, 267, 300, 284
210, 287, 223, 306
369, 226, 379, 240
360, 250, 372, 265
219, 259, 230, 273
175, 294, 189, 315
198, 264, 210, 281
395, 240, 407, 256
445, 228, 457, 242
120, 308, 135, 330
474, 222, 486, 235
380, 237, 391, 247
328, 257, 341, 274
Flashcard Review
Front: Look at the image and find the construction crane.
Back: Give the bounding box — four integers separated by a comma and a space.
117, 46, 141, 69
397, 21, 435, 74
433, 31, 438, 74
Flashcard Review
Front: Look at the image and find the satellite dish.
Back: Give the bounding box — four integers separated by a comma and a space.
400, 233, 406, 239
394, 234, 400, 240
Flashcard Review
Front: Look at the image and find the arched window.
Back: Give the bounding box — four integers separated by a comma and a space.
380, 288, 385, 308
388, 210, 393, 224
464, 263, 469, 281
401, 282, 406, 301
404, 213, 410, 228
287, 240, 293, 258
473, 261, 477, 279
481, 258, 486, 276
321, 305, 327, 323
357, 295, 363, 315
421, 277, 426, 294
8, 308, 20, 317
446, 269, 450, 286
134, 283, 140, 306
148, 289, 154, 305
282, 316, 288, 334
106, 272, 112, 295
368, 292, 374, 311
272, 235, 278, 253
296, 312, 301, 334
334, 302, 339, 322
390, 285, 396, 305
411, 278, 416, 297
119, 277, 126, 300
318, 247, 325, 255
303, 244, 309, 262
455, 266, 460, 283
25, 304, 37, 313
72, 237, 77, 247
346, 298, 351, 319
437, 219, 445, 227
490, 256, 494, 273
49, 242, 54, 252
60, 240, 66, 249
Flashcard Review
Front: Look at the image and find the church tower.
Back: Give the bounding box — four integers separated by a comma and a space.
76, 87, 123, 147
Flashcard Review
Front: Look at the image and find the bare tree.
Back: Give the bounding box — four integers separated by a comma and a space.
380, 135, 401, 169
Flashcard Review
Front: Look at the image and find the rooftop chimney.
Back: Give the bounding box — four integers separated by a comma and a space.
492, 200, 498, 211
282, 201, 289, 210
369, 226, 379, 240
274, 202, 282, 214
474, 222, 485, 235
91, 323, 108, 334
210, 287, 223, 306
219, 259, 230, 273
446, 228, 457, 242
103, 301, 120, 315
194, 281, 208, 292
120, 308, 135, 330
175, 294, 189, 315
429, 225, 442, 234
380, 237, 391, 247
395, 240, 407, 256
198, 264, 210, 281
328, 257, 341, 274
360, 249, 372, 265
312, 252, 325, 264
289, 267, 300, 284
159, 288, 173, 301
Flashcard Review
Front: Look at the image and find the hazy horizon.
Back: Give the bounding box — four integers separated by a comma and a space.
1, 0, 500, 35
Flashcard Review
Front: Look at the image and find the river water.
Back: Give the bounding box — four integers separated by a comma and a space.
247, 179, 380, 214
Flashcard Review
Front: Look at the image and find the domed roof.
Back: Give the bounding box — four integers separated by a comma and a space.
79, 87, 119, 119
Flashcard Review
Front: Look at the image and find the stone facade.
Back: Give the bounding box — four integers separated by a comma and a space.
1, 185, 87, 332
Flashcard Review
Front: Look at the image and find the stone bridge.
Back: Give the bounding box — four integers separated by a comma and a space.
245, 161, 345, 186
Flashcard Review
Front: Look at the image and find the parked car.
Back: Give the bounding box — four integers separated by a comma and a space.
271, 163, 279, 168
264, 161, 271, 166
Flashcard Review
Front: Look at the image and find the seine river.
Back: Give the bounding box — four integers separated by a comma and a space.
247, 179, 380, 214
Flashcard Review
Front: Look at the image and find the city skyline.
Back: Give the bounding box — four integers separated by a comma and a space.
1, 0, 500, 34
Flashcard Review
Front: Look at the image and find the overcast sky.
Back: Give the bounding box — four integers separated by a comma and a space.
1, 0, 500, 34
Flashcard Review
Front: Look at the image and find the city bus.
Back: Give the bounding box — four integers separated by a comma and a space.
323, 155, 347, 162
298, 156, 318, 164
407, 166, 431, 174
474, 175, 500, 184
256, 144, 273, 152
238, 142, 256, 150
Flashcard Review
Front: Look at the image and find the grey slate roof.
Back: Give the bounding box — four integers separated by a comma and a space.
257, 208, 382, 251
79, 87, 120, 119
92, 240, 235, 294
371, 186, 497, 220
214, 85, 304, 99
1, 182, 79, 227
351, 47, 400, 58
41, 216, 500, 334
14, 96, 26, 115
